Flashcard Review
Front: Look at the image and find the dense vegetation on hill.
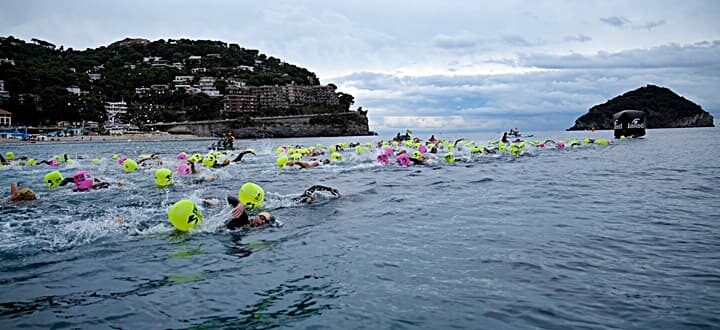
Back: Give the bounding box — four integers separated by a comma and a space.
568, 85, 714, 130
0, 36, 327, 125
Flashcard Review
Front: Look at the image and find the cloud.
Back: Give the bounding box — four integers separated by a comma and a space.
432, 33, 477, 49
336, 41, 720, 132
600, 16, 667, 31
516, 40, 720, 69
600, 16, 630, 27
635, 19, 666, 30
564, 34, 592, 43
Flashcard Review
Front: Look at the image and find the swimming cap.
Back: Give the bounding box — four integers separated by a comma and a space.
176, 163, 191, 176
189, 153, 202, 163
65, 159, 74, 165
404, 140, 413, 147
596, 138, 609, 146
118, 156, 128, 165
168, 199, 203, 232
471, 146, 483, 154
54, 154, 64, 163
498, 143, 507, 153
290, 152, 303, 161
383, 148, 394, 156
396, 153, 411, 167
391, 141, 399, 147
355, 146, 366, 155
418, 145, 428, 154
123, 159, 138, 173
276, 147, 285, 154
111, 154, 120, 160
584, 138, 592, 144
330, 152, 342, 161
44, 170, 64, 189
619, 135, 626, 140
412, 150, 422, 159
238, 182, 265, 211
73, 171, 94, 191
276, 156, 289, 168
176, 152, 188, 160
155, 168, 173, 188
510, 145, 521, 157
556, 142, 566, 150
49, 159, 60, 167
91, 158, 101, 165
444, 152, 456, 163
376, 153, 389, 165
202, 154, 217, 167
5, 152, 14, 160
27, 158, 37, 166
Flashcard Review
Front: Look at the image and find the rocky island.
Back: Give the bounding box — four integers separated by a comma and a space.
0, 36, 372, 138
568, 85, 714, 130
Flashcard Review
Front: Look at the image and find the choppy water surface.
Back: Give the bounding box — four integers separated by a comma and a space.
1, 128, 719, 329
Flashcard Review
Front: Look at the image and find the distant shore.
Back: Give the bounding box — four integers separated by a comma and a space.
0, 133, 213, 144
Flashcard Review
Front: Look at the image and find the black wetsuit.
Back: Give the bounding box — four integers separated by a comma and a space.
225, 196, 249, 230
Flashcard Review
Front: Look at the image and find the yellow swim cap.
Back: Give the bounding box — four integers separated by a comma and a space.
91, 158, 101, 165
238, 182, 265, 211
5, 152, 15, 160
168, 199, 203, 232
276, 156, 289, 168
44, 170, 64, 189
276, 147, 284, 154
444, 152, 455, 163
330, 152, 342, 161
355, 146, 366, 154
123, 159, 138, 173
27, 158, 37, 166
155, 168, 173, 188
202, 154, 216, 167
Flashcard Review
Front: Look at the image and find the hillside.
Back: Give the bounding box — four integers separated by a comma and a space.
568, 85, 714, 130
0, 36, 354, 127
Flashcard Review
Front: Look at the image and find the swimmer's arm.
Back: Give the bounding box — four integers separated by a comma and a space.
59, 177, 74, 187
10, 182, 18, 198
189, 161, 197, 174
232, 150, 256, 162
454, 138, 465, 147
410, 157, 425, 165
304, 185, 340, 196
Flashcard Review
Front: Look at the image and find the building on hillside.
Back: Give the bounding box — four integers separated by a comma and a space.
236, 65, 254, 72
104, 101, 127, 126
0, 80, 9, 103
0, 108, 11, 126
143, 56, 163, 63
191, 67, 208, 74
0, 58, 15, 66
188, 55, 202, 61
135, 87, 152, 97
151, 84, 169, 91
222, 84, 340, 113
0, 80, 4, 90
173, 76, 194, 84
66, 85, 81, 95
197, 77, 221, 97
88, 73, 102, 81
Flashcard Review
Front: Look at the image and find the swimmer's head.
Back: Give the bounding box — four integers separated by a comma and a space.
176, 163, 191, 176
73, 171, 94, 191
16, 187, 37, 201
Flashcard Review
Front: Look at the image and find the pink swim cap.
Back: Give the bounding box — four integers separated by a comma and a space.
376, 153, 390, 165
73, 170, 93, 191
118, 156, 127, 165
557, 142, 566, 150
396, 153, 411, 167
418, 145, 428, 153
383, 148, 394, 156
176, 152, 187, 160
49, 159, 59, 167
538, 144, 545, 149
176, 163, 191, 176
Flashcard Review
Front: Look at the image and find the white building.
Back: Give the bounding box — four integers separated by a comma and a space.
88, 73, 102, 81
236, 65, 254, 72
173, 76, 194, 84
143, 56, 163, 63
66, 85, 81, 95
0, 80, 4, 91
188, 55, 202, 61
0, 58, 15, 66
104, 101, 128, 126
0, 108, 12, 126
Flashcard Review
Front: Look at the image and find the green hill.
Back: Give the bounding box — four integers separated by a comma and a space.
0, 36, 349, 126
568, 85, 714, 130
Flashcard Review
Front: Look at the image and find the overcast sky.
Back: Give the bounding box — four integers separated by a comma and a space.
2, 0, 719, 132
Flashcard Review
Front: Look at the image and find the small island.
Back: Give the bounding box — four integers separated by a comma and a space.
0, 36, 372, 139
568, 85, 714, 131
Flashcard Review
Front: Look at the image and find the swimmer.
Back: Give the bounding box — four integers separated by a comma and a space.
6, 182, 37, 203
221, 196, 275, 230
292, 185, 341, 204
286, 159, 330, 169
501, 132, 509, 144
137, 153, 163, 167
230, 150, 256, 163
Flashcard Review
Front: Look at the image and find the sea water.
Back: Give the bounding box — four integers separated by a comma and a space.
0, 128, 718, 329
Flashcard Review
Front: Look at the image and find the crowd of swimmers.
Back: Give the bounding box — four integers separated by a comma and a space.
3, 131, 620, 231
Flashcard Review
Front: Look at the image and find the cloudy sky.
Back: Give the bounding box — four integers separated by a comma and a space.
2, 0, 719, 132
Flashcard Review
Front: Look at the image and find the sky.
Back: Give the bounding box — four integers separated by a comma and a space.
2, 0, 719, 133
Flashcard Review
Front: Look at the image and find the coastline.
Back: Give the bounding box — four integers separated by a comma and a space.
0, 133, 213, 145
